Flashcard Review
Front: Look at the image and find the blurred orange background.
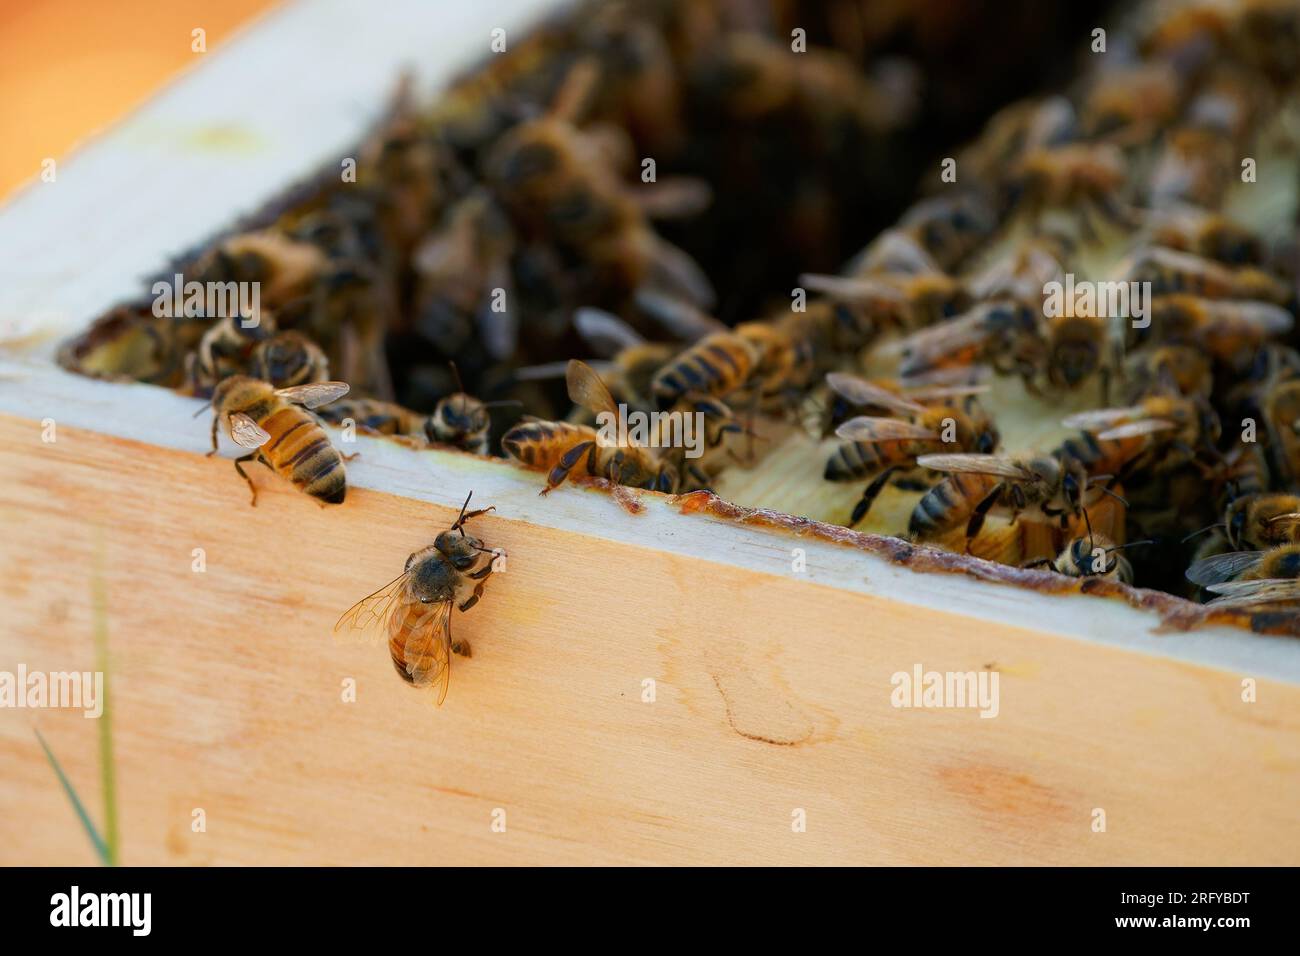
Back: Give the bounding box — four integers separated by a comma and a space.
0, 0, 279, 200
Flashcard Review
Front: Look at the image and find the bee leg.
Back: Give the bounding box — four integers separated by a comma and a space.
233, 453, 260, 507
341, 452, 360, 462
206, 413, 220, 457
543, 441, 596, 494
850, 467, 898, 528
964, 484, 1004, 551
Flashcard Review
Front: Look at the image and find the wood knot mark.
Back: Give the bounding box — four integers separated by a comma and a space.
710, 670, 815, 747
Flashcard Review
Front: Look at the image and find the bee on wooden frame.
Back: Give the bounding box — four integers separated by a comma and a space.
335, 493, 506, 705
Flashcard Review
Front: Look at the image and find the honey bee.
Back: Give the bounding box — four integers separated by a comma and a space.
192, 231, 330, 308
1121, 344, 1213, 401
319, 398, 425, 440
798, 269, 970, 332
1136, 294, 1295, 372
1122, 247, 1293, 304
1187, 543, 1300, 609
186, 311, 278, 395
1223, 493, 1300, 551
1061, 394, 1221, 477
1080, 62, 1183, 145
891, 193, 998, 272
515, 307, 678, 421
207, 377, 351, 506
411, 190, 518, 361
1145, 205, 1263, 266
484, 58, 714, 307
320, 372, 506, 455
1005, 143, 1134, 234
956, 95, 1076, 186
502, 360, 677, 493
1023, 533, 1146, 584
908, 453, 1093, 548
249, 331, 330, 389
824, 373, 997, 526
334, 493, 504, 705
893, 301, 1046, 386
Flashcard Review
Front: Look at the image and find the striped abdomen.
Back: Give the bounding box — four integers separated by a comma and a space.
1056, 431, 1144, 478
387, 598, 444, 684
908, 472, 999, 538
825, 439, 933, 482
652, 332, 754, 403
257, 402, 347, 503
501, 420, 599, 473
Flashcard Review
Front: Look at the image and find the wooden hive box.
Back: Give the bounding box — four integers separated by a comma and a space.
2, 0, 1298, 866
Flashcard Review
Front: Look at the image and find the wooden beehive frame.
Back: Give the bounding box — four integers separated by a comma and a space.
2, 0, 1298, 865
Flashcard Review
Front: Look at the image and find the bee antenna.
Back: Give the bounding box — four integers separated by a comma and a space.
1180, 522, 1223, 544
1096, 484, 1128, 507
448, 361, 466, 395
192, 402, 211, 419
1081, 502, 1095, 550
1109, 538, 1155, 552
482, 399, 523, 410
453, 491, 473, 533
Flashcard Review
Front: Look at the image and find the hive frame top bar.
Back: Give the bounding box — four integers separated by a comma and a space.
1, 0, 1298, 683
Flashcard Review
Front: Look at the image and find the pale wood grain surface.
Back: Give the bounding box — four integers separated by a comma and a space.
2, 414, 1297, 865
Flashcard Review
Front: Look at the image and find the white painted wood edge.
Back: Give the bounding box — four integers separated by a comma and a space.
0, 0, 1295, 682
4, 355, 1297, 683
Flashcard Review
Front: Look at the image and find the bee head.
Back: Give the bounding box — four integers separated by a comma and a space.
434, 530, 484, 571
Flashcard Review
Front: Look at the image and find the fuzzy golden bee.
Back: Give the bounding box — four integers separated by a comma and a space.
207, 376, 351, 505
335, 494, 505, 705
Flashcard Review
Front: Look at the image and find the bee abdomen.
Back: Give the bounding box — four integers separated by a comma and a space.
825, 441, 893, 481
262, 406, 346, 504
909, 473, 990, 538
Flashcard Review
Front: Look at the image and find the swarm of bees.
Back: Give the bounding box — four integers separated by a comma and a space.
58, 0, 1300, 636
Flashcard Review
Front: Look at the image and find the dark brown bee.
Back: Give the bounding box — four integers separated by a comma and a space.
823, 373, 997, 526
249, 331, 330, 389
208, 377, 351, 505
186, 311, 278, 395
908, 453, 1093, 550
1187, 544, 1300, 609
335, 493, 505, 705
502, 360, 677, 493
1024, 532, 1146, 584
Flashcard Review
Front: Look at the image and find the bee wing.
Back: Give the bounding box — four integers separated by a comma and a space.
1185, 551, 1263, 587
835, 416, 938, 442
401, 601, 453, 706
913, 453, 1037, 480
1061, 406, 1143, 431
573, 307, 646, 357
826, 372, 926, 414
631, 176, 712, 220
1206, 578, 1300, 608
898, 365, 991, 388
228, 412, 272, 449
275, 381, 350, 409
798, 273, 908, 305
634, 288, 726, 341
1096, 419, 1178, 441
515, 359, 614, 382
645, 240, 716, 310
1209, 301, 1294, 335
903, 384, 991, 403
334, 571, 411, 636
566, 359, 619, 418
896, 310, 995, 376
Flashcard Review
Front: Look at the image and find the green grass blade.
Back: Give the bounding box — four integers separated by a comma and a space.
34, 727, 111, 865
91, 544, 120, 866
